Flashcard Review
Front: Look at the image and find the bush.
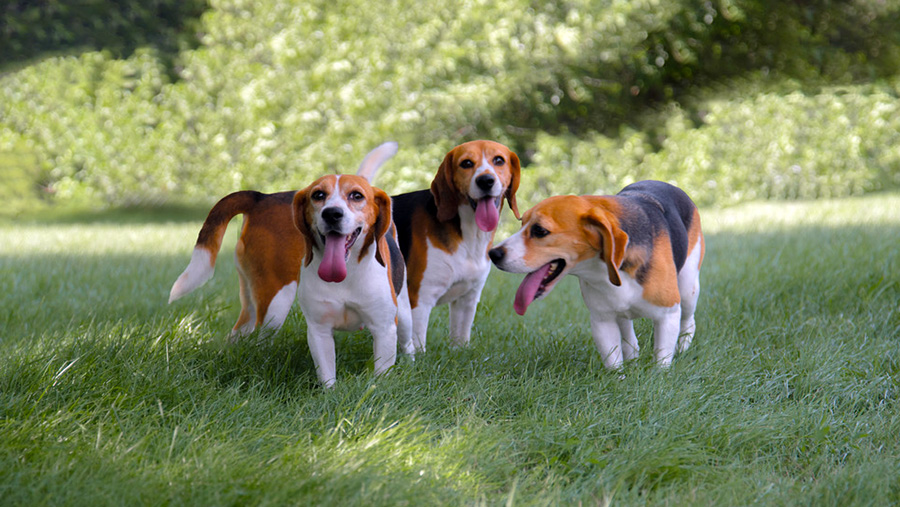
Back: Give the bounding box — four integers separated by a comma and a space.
523, 79, 900, 208
0, 0, 207, 64
1, 0, 899, 207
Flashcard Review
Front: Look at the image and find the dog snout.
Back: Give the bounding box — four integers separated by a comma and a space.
321, 207, 344, 226
475, 174, 496, 192
488, 246, 505, 265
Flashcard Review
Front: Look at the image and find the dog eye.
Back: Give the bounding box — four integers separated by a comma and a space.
348, 191, 364, 201
530, 224, 549, 239
459, 159, 474, 169
311, 190, 326, 201
492, 156, 505, 166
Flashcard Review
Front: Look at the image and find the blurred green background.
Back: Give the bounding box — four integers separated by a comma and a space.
2, 0, 899, 214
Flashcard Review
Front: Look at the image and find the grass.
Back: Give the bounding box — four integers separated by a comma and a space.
1, 193, 899, 505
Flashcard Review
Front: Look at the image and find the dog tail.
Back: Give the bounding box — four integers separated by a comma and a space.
356, 141, 398, 185
168, 191, 259, 303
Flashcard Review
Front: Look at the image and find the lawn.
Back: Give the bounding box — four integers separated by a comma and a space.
1, 193, 898, 505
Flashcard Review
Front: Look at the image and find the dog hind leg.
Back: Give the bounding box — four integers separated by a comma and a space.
617, 317, 640, 361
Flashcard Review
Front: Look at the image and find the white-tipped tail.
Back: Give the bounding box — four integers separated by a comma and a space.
356, 141, 399, 184
168, 247, 215, 303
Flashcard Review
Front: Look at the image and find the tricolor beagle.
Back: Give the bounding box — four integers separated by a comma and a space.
292, 174, 412, 387
168, 142, 398, 337
391, 140, 521, 351
489, 180, 704, 369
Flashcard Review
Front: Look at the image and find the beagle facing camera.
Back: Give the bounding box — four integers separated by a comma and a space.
168, 142, 398, 337
490, 180, 704, 370
391, 140, 520, 352
292, 174, 413, 387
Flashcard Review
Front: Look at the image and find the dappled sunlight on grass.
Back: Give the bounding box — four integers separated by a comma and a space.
703, 191, 900, 233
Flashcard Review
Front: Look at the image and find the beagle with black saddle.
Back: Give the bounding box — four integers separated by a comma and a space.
489, 180, 704, 369
390, 140, 521, 352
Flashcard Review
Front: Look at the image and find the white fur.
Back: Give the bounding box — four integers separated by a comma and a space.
676, 236, 702, 353
168, 247, 214, 303
316, 175, 364, 237
411, 203, 494, 352
468, 154, 504, 198
410, 149, 508, 352
169, 142, 398, 340
356, 141, 399, 184
262, 281, 298, 330
493, 234, 703, 370
571, 258, 682, 368
299, 191, 412, 387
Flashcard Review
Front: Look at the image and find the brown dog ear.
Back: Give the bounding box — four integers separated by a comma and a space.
430, 150, 460, 222
582, 208, 628, 286
291, 189, 315, 266
359, 187, 393, 264
373, 188, 392, 240
506, 150, 522, 220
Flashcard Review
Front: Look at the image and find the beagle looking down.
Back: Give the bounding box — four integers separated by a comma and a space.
292, 174, 412, 387
168, 142, 398, 337
391, 140, 521, 351
489, 180, 704, 369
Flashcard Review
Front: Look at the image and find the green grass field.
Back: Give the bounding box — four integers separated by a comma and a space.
1, 193, 898, 505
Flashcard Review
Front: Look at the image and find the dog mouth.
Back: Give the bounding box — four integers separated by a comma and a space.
513, 259, 566, 315
468, 195, 503, 232
317, 227, 361, 283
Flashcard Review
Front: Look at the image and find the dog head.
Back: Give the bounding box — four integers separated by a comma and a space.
292, 174, 392, 283
430, 140, 521, 231
488, 195, 628, 315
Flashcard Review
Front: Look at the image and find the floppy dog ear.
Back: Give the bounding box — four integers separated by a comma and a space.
373, 188, 392, 241
582, 209, 628, 286
430, 151, 460, 222
359, 187, 393, 264
506, 150, 522, 220
291, 189, 315, 266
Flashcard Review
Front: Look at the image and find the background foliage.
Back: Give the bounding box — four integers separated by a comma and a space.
1, 0, 899, 209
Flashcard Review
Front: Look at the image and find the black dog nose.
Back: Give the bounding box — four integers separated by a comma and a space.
488, 246, 505, 264
321, 207, 344, 225
475, 174, 495, 192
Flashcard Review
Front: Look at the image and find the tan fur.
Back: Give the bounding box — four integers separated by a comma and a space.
687, 206, 705, 268
517, 196, 625, 277
408, 140, 521, 303
292, 175, 396, 297
641, 233, 681, 307
429, 140, 521, 225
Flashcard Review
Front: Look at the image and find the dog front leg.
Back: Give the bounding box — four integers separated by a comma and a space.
448, 288, 482, 347
369, 321, 399, 377
306, 321, 337, 387
589, 316, 624, 370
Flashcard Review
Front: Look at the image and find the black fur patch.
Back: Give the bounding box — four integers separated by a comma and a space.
616, 181, 696, 272
391, 189, 462, 262
386, 228, 405, 294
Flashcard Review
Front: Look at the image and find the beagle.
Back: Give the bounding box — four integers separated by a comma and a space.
391, 140, 520, 351
292, 174, 412, 387
489, 180, 704, 369
168, 142, 398, 337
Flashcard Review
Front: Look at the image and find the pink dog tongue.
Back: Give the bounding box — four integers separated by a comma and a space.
475, 197, 499, 232
513, 263, 552, 316
318, 233, 348, 283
